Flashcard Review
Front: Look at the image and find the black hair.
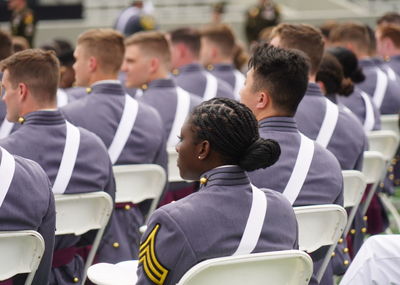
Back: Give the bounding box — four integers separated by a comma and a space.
170, 28, 201, 57
317, 53, 354, 97
248, 43, 309, 116
190, 98, 281, 171
327, 46, 365, 83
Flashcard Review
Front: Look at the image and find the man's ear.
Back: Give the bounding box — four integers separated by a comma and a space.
18, 82, 28, 102
88, 56, 97, 72
256, 90, 270, 110
197, 140, 211, 160
149, 57, 160, 74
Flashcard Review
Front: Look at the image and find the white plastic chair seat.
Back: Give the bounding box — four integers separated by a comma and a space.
87, 260, 138, 285
366, 130, 399, 162
380, 114, 399, 135
0, 230, 45, 284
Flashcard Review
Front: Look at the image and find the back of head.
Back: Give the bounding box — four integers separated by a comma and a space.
249, 43, 309, 115
316, 53, 354, 96
0, 49, 60, 103
327, 46, 365, 83
319, 20, 339, 41
365, 24, 377, 56
201, 24, 236, 59
125, 30, 171, 66
377, 12, 400, 26
191, 98, 281, 171
270, 23, 324, 75
0, 30, 13, 61
77, 29, 125, 74
329, 22, 370, 56
377, 24, 400, 49
169, 27, 201, 58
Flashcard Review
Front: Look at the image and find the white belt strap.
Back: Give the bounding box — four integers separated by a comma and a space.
0, 147, 15, 207
108, 95, 139, 164
282, 134, 315, 205
233, 70, 245, 101
0, 119, 14, 139
360, 90, 375, 132
167, 87, 191, 147
316, 98, 339, 148
203, 72, 218, 101
52, 121, 80, 194
233, 184, 267, 255
373, 68, 388, 108
57, 89, 69, 107
386, 66, 397, 81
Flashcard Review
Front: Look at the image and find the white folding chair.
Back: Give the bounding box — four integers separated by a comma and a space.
293, 204, 347, 282
380, 114, 399, 135
0, 230, 45, 285
367, 130, 399, 163
112, 164, 166, 223
54, 192, 113, 284
342, 170, 367, 237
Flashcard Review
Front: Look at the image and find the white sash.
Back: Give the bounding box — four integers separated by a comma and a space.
360, 90, 375, 132
316, 98, 339, 148
233, 70, 245, 101
373, 68, 388, 108
167, 87, 191, 147
233, 184, 267, 255
386, 66, 397, 81
52, 121, 80, 194
57, 89, 69, 107
0, 147, 15, 207
203, 72, 218, 101
0, 119, 14, 139
108, 95, 139, 164
282, 134, 315, 205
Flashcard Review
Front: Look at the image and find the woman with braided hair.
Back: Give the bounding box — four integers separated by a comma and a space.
136, 98, 299, 285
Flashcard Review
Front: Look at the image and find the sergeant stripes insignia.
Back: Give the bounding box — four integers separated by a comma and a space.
139, 224, 169, 285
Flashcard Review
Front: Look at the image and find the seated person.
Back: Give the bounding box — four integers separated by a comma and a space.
137, 98, 299, 285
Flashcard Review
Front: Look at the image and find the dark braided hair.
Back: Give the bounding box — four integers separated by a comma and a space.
190, 98, 281, 171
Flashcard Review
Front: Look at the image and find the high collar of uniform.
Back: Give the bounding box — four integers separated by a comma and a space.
147, 78, 176, 89
22, 110, 65, 126
178, 63, 203, 74
210, 63, 235, 72
198, 165, 249, 190
359, 58, 378, 68
389, 54, 400, 62
258, 116, 298, 132
305, 82, 325, 97
89, 82, 125, 96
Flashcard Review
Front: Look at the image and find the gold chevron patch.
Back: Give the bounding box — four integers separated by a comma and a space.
139, 224, 169, 285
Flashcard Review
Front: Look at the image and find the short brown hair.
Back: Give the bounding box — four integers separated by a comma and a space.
377, 24, 400, 48
201, 24, 236, 58
270, 23, 324, 75
125, 31, 171, 65
329, 22, 370, 55
377, 12, 400, 26
0, 30, 12, 61
1, 49, 60, 103
169, 28, 201, 58
77, 29, 125, 74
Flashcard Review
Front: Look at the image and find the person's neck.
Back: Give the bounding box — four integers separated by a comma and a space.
88, 73, 118, 86
20, 103, 57, 117
148, 70, 169, 82
175, 58, 199, 68
256, 109, 291, 121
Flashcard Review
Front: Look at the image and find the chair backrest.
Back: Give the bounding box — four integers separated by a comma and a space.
112, 164, 166, 219
167, 147, 184, 182
362, 151, 386, 185
367, 130, 399, 162
177, 250, 313, 285
54, 192, 113, 284
380, 114, 399, 135
0, 230, 45, 285
342, 170, 367, 237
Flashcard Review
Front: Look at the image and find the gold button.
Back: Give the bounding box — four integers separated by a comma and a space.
380, 182, 385, 188
388, 166, 394, 172
338, 238, 343, 244
350, 229, 356, 235
113, 242, 120, 248
331, 252, 336, 257
207, 64, 214, 71
73, 277, 79, 283
125, 204, 131, 210
18, 117, 25, 124
343, 248, 349, 253
344, 260, 349, 266
141, 84, 148, 90
86, 87, 92, 94
361, 227, 367, 233
200, 177, 208, 185
389, 174, 394, 181
363, 215, 368, 221
172, 68, 179, 75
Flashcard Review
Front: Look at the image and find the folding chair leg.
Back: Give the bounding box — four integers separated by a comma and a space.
379, 193, 400, 233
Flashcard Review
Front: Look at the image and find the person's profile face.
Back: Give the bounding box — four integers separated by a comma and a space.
240, 68, 258, 114
1, 70, 21, 123
121, 44, 152, 88
72, 45, 91, 87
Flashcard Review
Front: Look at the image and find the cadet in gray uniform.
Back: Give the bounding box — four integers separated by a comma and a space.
0, 49, 116, 285
168, 27, 235, 101
61, 29, 167, 264
137, 98, 298, 285
122, 31, 201, 148
0, 147, 55, 285
376, 24, 400, 76
330, 22, 400, 115
199, 24, 245, 100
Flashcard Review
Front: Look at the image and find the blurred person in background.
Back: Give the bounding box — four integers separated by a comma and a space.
8, 0, 36, 47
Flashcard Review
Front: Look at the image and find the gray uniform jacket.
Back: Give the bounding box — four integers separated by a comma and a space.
0, 149, 55, 285
295, 83, 367, 171
173, 63, 235, 100
0, 110, 115, 285
357, 58, 400, 115
136, 166, 299, 285
208, 63, 244, 100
